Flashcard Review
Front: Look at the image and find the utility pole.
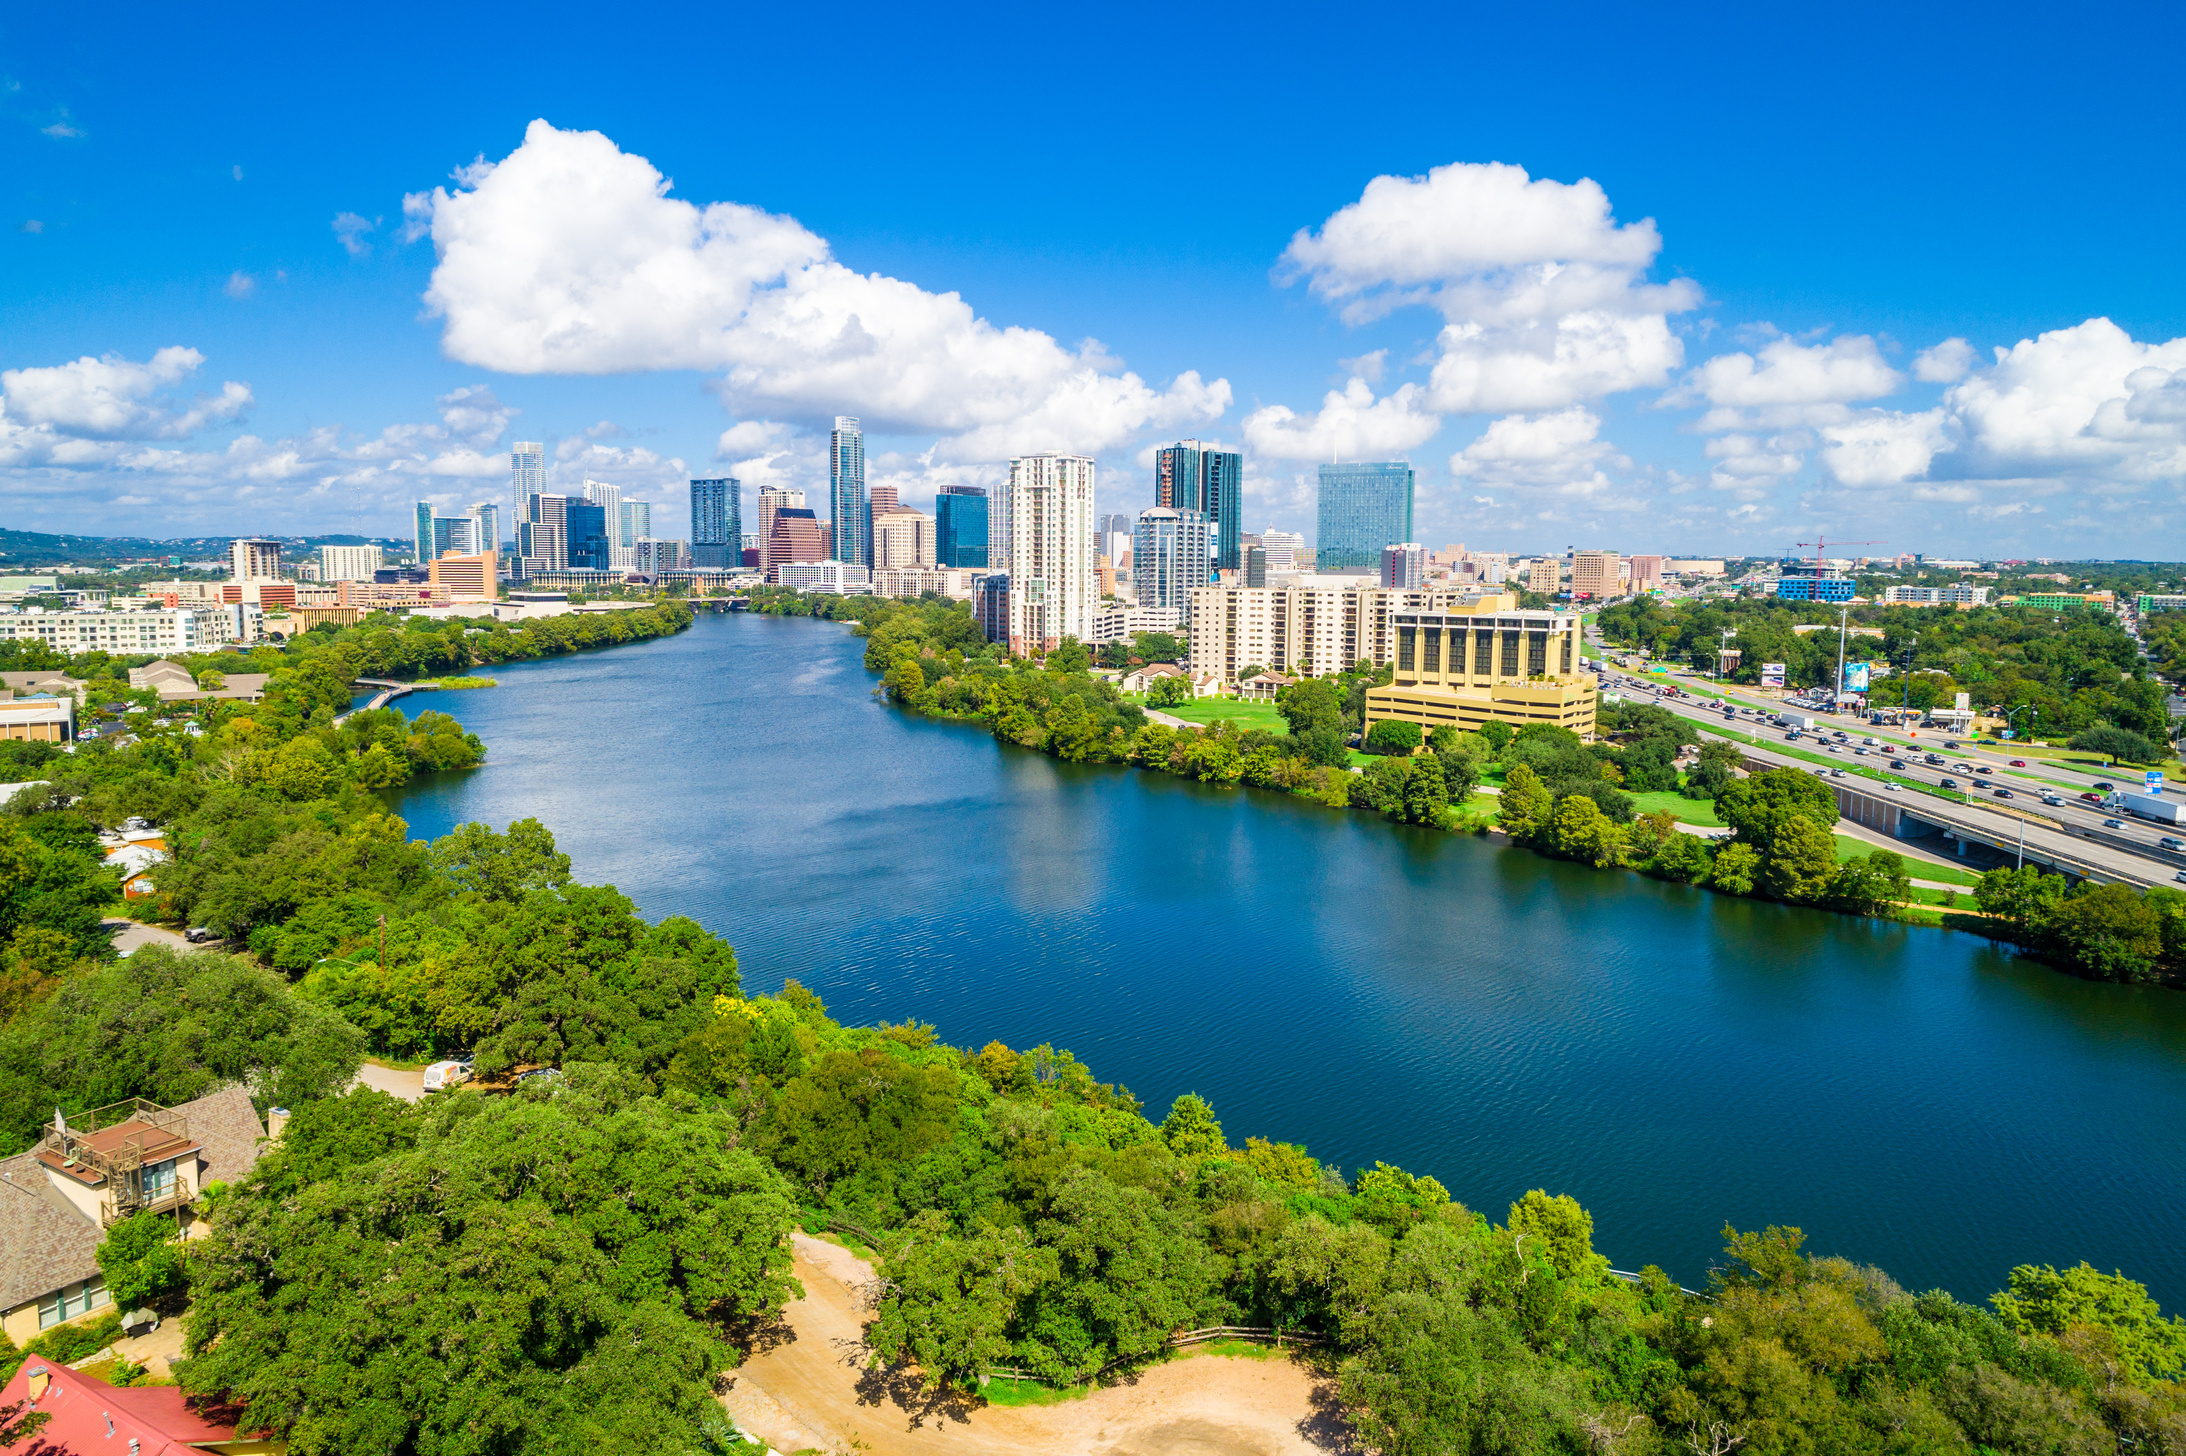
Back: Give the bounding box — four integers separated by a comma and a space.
1835, 604, 1850, 703
1901, 632, 1919, 726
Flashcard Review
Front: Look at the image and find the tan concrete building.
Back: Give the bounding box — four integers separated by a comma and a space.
1627, 554, 1666, 592
228, 537, 282, 582
428, 550, 497, 601
871, 510, 936, 569
1365, 592, 1597, 739
0, 694, 73, 741
1569, 550, 1621, 600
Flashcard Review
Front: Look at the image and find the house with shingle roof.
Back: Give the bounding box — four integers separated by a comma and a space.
0, 1084, 267, 1347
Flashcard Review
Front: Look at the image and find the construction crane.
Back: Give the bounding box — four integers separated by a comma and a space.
1788, 535, 1885, 574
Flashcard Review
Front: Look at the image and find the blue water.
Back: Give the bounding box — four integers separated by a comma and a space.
391, 612, 2186, 1306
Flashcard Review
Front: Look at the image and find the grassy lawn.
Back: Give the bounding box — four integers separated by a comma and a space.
1628, 789, 1723, 826
982, 1375, 1090, 1407
1157, 699, 1291, 734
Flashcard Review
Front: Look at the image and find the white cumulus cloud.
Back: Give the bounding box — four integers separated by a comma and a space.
1912, 338, 1976, 383
1241, 378, 1440, 463
1, 347, 251, 442
1674, 334, 1902, 429
1447, 407, 1626, 498
1279, 161, 1700, 414
406, 120, 1228, 462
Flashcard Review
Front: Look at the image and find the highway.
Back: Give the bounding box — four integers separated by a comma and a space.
1587, 656, 2186, 887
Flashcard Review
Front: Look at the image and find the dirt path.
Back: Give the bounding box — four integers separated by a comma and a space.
724, 1235, 1352, 1456
349, 1060, 426, 1102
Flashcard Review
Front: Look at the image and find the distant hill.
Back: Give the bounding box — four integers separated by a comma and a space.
0, 527, 401, 569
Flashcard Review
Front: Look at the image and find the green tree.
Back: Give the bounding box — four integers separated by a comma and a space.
1148, 673, 1193, 708
1991, 1262, 2186, 1387
1399, 755, 1450, 826
1717, 767, 1840, 846
758, 1047, 960, 1196
1048, 636, 1090, 673
2067, 725, 2162, 764
1498, 763, 1554, 841
1760, 816, 1840, 902
1710, 841, 1762, 895
429, 818, 574, 902
1826, 851, 1911, 917
177, 1077, 802, 1456
1476, 720, 1514, 755
1160, 1092, 1226, 1155
1366, 719, 1423, 756
1296, 725, 1350, 768
1019, 1166, 1217, 1382
868, 1212, 1059, 1391
1550, 794, 1626, 867
1277, 678, 1345, 737
97, 1209, 189, 1311
1505, 1190, 1607, 1283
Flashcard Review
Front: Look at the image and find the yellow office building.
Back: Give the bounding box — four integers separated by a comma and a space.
1364, 593, 1597, 740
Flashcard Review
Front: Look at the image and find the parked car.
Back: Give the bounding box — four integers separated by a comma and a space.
422, 1060, 474, 1092
514, 1067, 563, 1086
184, 926, 217, 944
2103, 818, 2125, 829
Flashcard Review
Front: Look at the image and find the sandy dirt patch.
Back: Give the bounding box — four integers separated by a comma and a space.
349, 1060, 426, 1102
724, 1234, 1351, 1456
103, 918, 193, 957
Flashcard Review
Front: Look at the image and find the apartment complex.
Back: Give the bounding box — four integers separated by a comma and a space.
319, 544, 382, 581
1089, 602, 1181, 645
427, 552, 497, 601
1186, 583, 1461, 682
1366, 593, 1597, 739
229, 538, 281, 581
777, 561, 871, 593
0, 608, 212, 656
998, 453, 1096, 655
1884, 584, 1992, 607
1382, 543, 1426, 589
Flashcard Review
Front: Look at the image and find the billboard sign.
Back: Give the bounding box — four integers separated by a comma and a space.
1842, 661, 1871, 692
2150, 770, 2166, 794
1761, 662, 1786, 688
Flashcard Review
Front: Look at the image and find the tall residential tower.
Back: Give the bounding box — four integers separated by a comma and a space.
999, 453, 1096, 655
829, 417, 867, 567
689, 478, 739, 568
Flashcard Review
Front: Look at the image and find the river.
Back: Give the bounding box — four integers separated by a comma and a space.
390, 611, 2186, 1306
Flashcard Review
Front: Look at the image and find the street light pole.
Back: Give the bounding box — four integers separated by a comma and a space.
1835, 604, 1850, 703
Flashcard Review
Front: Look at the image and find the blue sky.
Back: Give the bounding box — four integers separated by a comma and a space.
5, 0, 2183, 558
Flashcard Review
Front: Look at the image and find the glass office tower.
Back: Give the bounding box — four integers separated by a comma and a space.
565, 502, 612, 570
935, 484, 989, 567
1315, 462, 1415, 572
1153, 440, 1242, 575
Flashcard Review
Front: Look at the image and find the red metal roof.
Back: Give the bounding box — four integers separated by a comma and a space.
0, 1357, 254, 1454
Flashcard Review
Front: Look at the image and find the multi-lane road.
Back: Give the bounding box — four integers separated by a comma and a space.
1591, 659, 2186, 887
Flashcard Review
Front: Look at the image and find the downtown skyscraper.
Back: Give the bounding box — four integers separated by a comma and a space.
1316, 462, 1415, 572
689, 478, 739, 568
830, 416, 868, 568
1152, 440, 1243, 574
998, 453, 1096, 655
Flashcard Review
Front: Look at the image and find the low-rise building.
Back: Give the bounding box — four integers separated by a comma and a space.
871, 566, 983, 600
2137, 593, 2186, 613
0, 693, 73, 742
1364, 593, 1597, 740
126, 660, 272, 704
2002, 590, 2115, 611
0, 607, 211, 656
0, 1087, 267, 1346
777, 560, 871, 594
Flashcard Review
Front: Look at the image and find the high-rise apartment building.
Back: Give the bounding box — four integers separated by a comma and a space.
1133, 508, 1211, 627
511, 442, 546, 534
972, 572, 1010, 645
1097, 511, 1134, 568
230, 538, 282, 582
690, 477, 739, 569
412, 502, 437, 565
830, 417, 868, 568
1382, 543, 1427, 589
1316, 463, 1414, 572
1569, 550, 1621, 600
1259, 530, 1303, 573
519, 493, 570, 575
469, 502, 501, 551
427, 552, 496, 601
872, 510, 936, 569
1153, 440, 1243, 573
998, 453, 1096, 654
319, 544, 382, 582
936, 485, 990, 567
579, 481, 626, 569
1245, 546, 1268, 588
619, 500, 652, 557
1626, 555, 1665, 592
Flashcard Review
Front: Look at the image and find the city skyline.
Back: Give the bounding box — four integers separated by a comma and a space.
3, 4, 2180, 557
